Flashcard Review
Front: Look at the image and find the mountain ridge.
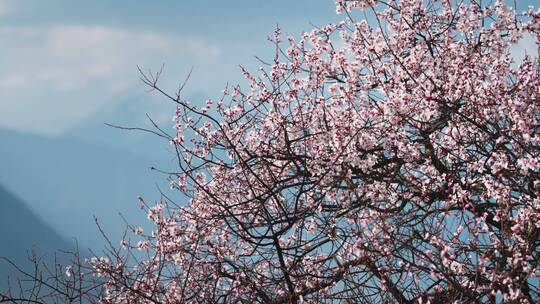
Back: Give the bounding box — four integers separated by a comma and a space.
0, 127, 173, 251
0, 183, 72, 280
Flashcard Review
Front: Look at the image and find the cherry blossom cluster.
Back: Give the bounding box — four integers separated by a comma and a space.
87, 1, 540, 303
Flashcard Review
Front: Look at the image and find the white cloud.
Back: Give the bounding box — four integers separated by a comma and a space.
0, 25, 221, 134
0, 0, 16, 16
0, 25, 220, 91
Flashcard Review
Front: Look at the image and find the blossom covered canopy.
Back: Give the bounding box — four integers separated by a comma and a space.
83, 0, 540, 303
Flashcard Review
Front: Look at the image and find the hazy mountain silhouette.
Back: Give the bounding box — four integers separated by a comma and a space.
0, 127, 175, 251
0, 183, 71, 280
66, 92, 207, 160
0, 93, 194, 277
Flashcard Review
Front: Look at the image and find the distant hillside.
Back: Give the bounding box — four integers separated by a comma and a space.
0, 184, 71, 280
65, 92, 206, 159
0, 127, 175, 251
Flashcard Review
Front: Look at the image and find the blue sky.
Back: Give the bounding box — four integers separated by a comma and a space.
0, 0, 537, 135
0, 0, 341, 135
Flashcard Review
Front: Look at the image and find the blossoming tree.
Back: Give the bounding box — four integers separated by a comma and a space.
4, 0, 540, 303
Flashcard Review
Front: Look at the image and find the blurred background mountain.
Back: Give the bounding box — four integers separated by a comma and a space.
0, 184, 71, 278
0, 92, 188, 253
